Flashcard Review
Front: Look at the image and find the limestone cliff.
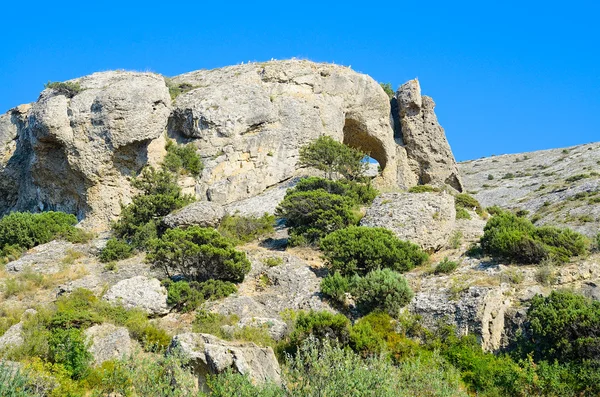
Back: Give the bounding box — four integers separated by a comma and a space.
0, 60, 462, 229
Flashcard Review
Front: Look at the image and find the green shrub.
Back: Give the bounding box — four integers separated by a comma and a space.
217, 213, 275, 245
163, 140, 203, 176
204, 370, 283, 397
164, 280, 203, 313
286, 311, 351, 354
351, 269, 413, 317
481, 211, 588, 264
292, 176, 378, 205
299, 135, 367, 180
434, 258, 458, 274
0, 361, 42, 397
320, 272, 351, 305
349, 312, 395, 356
44, 81, 82, 98
48, 328, 92, 380
380, 82, 395, 99
320, 226, 428, 276
0, 211, 85, 254
455, 193, 483, 215
276, 190, 359, 245
455, 208, 471, 220
520, 291, 600, 364
408, 185, 441, 193
147, 226, 251, 283
566, 173, 590, 183
98, 238, 134, 263
112, 167, 193, 248
263, 256, 283, 267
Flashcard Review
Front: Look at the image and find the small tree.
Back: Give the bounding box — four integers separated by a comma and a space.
147, 226, 251, 283
351, 269, 414, 317
299, 136, 367, 181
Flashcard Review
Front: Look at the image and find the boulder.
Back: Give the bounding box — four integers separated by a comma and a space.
0, 309, 37, 354
84, 324, 132, 365
4, 241, 81, 274
360, 192, 456, 251
168, 333, 281, 387
163, 201, 225, 229
103, 276, 170, 316
396, 79, 463, 191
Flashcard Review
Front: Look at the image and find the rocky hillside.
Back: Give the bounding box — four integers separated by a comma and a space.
459, 142, 600, 237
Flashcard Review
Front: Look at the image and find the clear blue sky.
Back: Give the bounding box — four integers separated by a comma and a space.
1, 1, 598, 161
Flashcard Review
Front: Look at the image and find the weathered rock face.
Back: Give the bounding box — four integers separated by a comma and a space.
0, 60, 462, 230
0, 309, 36, 354
396, 79, 463, 191
84, 323, 132, 365
163, 201, 225, 229
360, 192, 456, 251
168, 333, 281, 387
0, 72, 171, 229
103, 276, 170, 316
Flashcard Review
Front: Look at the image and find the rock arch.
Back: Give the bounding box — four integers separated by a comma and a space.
342, 116, 388, 171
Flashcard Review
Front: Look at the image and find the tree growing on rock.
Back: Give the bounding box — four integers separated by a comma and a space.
299, 135, 367, 181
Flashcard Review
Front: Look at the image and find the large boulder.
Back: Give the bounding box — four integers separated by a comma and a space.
163, 201, 225, 229
0, 309, 36, 354
395, 79, 463, 191
168, 333, 281, 387
360, 192, 456, 251
84, 323, 132, 365
103, 276, 170, 316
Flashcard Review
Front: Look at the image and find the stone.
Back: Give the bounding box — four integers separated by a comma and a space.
360, 192, 456, 251
163, 201, 225, 229
4, 240, 81, 274
103, 276, 170, 316
84, 323, 132, 365
237, 317, 288, 341
396, 79, 463, 191
168, 333, 281, 387
0, 309, 37, 354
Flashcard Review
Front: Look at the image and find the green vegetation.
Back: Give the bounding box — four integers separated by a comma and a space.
163, 279, 237, 312
481, 209, 588, 264
0, 211, 90, 260
320, 226, 428, 276
110, 166, 194, 249
44, 81, 82, 98
163, 140, 203, 177
263, 256, 283, 267
164, 78, 196, 100
320, 272, 350, 305
276, 190, 359, 246
217, 213, 275, 245
408, 185, 441, 193
379, 82, 395, 99
147, 226, 251, 282
98, 238, 134, 263
434, 258, 459, 274
454, 193, 484, 216
292, 176, 378, 205
298, 135, 367, 181
352, 269, 413, 316
565, 173, 590, 183
455, 208, 471, 220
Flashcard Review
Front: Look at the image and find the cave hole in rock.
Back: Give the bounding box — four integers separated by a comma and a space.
342, 117, 386, 177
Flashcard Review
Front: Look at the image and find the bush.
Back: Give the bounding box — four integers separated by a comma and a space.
520, 291, 600, 364
48, 328, 92, 380
147, 226, 251, 283
351, 269, 413, 317
217, 213, 275, 245
320, 272, 351, 305
276, 190, 359, 245
286, 311, 351, 354
164, 280, 203, 313
98, 238, 134, 263
292, 176, 378, 205
0, 361, 43, 397
112, 167, 193, 248
481, 211, 589, 264
163, 140, 203, 176
434, 258, 458, 274
408, 185, 441, 193
44, 81, 82, 98
0, 211, 85, 254
320, 226, 428, 276
455, 208, 471, 220
380, 82, 395, 99
299, 135, 367, 181
454, 193, 483, 216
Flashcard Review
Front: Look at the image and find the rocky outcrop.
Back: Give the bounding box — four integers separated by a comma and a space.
84, 323, 132, 365
163, 201, 225, 229
4, 241, 82, 274
103, 276, 170, 316
168, 333, 281, 387
0, 309, 36, 354
0, 60, 462, 230
360, 192, 456, 251
396, 79, 463, 191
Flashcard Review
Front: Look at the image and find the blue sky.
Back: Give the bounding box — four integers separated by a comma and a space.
1, 1, 598, 161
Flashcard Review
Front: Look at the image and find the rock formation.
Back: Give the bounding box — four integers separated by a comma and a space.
0, 60, 462, 229
84, 323, 133, 365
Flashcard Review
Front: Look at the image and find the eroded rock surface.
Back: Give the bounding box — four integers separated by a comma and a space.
103, 276, 170, 316
360, 192, 456, 251
163, 201, 225, 229
85, 323, 132, 365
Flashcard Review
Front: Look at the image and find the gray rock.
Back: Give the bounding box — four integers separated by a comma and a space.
168, 333, 281, 387
103, 276, 170, 316
224, 177, 300, 217
360, 192, 456, 250
0, 309, 37, 354
84, 324, 132, 365
237, 317, 288, 341
396, 79, 463, 191
4, 240, 81, 274
163, 201, 225, 229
